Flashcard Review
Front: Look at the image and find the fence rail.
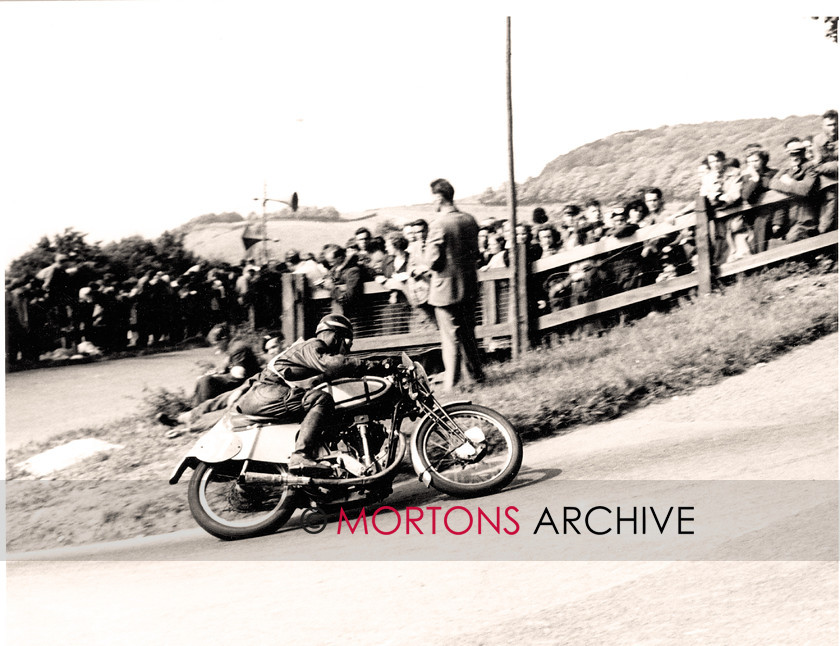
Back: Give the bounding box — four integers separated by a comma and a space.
280, 183, 837, 355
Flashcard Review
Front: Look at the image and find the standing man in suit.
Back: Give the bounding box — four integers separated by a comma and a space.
425, 178, 485, 391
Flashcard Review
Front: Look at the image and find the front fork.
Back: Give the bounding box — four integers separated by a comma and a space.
419, 398, 469, 442
417, 398, 485, 461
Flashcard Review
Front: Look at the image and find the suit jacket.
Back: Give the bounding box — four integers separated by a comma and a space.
425, 206, 480, 307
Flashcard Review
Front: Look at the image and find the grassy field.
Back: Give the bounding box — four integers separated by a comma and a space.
185, 201, 527, 264
5, 261, 837, 552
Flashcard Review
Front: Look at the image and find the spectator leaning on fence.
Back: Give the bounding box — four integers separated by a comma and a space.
353, 227, 373, 267
515, 223, 543, 262
379, 233, 411, 287
769, 138, 821, 243
802, 135, 816, 162
375, 232, 412, 335
741, 144, 779, 253
583, 199, 607, 243
604, 206, 645, 292
701, 150, 727, 208
366, 235, 388, 276
644, 187, 667, 224
678, 156, 711, 219
403, 218, 436, 329
477, 223, 492, 267
701, 150, 735, 265
409, 219, 429, 249
565, 207, 592, 249
320, 243, 365, 320
536, 223, 561, 258
641, 186, 694, 270
812, 109, 838, 233
480, 232, 508, 269
625, 198, 651, 228
558, 204, 581, 248
719, 158, 755, 261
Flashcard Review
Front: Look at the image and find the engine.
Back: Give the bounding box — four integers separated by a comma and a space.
335, 415, 388, 476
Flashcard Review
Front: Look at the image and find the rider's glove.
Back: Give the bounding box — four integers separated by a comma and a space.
363, 358, 393, 376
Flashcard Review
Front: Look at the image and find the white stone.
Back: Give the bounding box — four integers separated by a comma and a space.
16, 438, 124, 477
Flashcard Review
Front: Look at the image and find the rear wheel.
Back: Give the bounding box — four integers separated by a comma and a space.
413, 404, 523, 497
187, 461, 299, 540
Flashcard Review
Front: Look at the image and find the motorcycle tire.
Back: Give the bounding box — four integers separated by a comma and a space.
187, 461, 298, 540
413, 403, 523, 498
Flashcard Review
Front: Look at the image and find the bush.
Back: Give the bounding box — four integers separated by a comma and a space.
140, 386, 191, 419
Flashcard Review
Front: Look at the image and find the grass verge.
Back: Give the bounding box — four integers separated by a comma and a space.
5, 262, 837, 552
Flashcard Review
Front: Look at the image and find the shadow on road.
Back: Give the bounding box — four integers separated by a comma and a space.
270, 465, 565, 536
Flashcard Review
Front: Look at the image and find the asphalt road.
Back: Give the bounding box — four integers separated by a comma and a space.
6, 335, 839, 645
4, 347, 216, 450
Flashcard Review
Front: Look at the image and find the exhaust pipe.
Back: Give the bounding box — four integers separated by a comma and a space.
241, 434, 407, 489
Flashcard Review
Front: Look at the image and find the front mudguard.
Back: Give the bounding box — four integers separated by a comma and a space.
408, 399, 471, 487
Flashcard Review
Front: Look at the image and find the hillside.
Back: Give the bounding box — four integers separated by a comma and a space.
182, 203, 514, 264
479, 114, 824, 206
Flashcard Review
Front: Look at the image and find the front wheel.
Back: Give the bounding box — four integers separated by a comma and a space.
187, 461, 299, 540
412, 403, 523, 498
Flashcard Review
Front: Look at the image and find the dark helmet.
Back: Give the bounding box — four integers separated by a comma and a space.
315, 314, 354, 341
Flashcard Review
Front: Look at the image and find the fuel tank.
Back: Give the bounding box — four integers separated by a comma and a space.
311, 375, 392, 410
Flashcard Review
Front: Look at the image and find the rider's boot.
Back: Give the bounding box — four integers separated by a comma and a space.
289, 392, 334, 473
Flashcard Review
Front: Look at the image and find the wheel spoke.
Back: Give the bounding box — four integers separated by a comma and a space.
198, 465, 292, 528
421, 411, 514, 488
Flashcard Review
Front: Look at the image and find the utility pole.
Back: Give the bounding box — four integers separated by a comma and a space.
506, 16, 526, 358
261, 180, 269, 265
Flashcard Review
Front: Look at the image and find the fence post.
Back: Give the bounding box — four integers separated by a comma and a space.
281, 273, 309, 343
481, 279, 498, 326
694, 195, 714, 295
515, 242, 532, 349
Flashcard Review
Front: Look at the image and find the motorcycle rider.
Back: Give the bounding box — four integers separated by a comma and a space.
234, 313, 379, 472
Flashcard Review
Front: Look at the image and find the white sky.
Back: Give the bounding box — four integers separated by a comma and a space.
1, 0, 838, 264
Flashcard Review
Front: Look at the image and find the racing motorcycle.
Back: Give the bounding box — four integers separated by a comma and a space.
169, 352, 523, 540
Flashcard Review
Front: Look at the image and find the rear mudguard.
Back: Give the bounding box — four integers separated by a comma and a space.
168, 416, 298, 484
409, 400, 471, 487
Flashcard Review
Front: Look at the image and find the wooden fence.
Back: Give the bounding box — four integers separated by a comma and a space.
280, 183, 837, 355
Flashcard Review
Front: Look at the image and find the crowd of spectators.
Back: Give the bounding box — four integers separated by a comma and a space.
5, 256, 293, 366
6, 111, 837, 366
475, 189, 698, 314
702, 110, 838, 263
3, 224, 436, 366
475, 109, 838, 314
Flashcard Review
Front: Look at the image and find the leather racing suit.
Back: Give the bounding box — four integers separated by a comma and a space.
235, 336, 372, 459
